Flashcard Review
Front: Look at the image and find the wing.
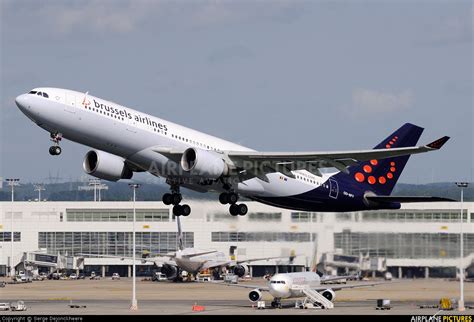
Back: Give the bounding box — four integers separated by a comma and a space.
320, 275, 358, 283
312, 281, 388, 292
183, 250, 220, 258
201, 260, 232, 270
235, 256, 290, 265
227, 136, 449, 180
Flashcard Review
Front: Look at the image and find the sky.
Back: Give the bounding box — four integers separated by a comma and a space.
0, 0, 472, 185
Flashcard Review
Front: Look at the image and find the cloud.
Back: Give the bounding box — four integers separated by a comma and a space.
3, 0, 310, 36
422, 8, 473, 46
352, 88, 414, 114
45, 1, 150, 34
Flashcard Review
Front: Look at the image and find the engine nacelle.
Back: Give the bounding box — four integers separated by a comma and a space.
161, 264, 178, 280
233, 264, 249, 277
248, 289, 262, 302
180, 148, 228, 179
83, 150, 133, 182
321, 289, 336, 302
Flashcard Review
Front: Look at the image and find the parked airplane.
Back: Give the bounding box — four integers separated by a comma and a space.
215, 271, 385, 309
81, 216, 288, 281
15, 88, 451, 217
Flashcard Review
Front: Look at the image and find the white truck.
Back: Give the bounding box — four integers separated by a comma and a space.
10, 301, 27, 311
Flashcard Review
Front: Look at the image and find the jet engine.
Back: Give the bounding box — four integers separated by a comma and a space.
232, 264, 249, 277
83, 150, 133, 181
180, 148, 229, 179
160, 264, 178, 280
321, 289, 336, 301
248, 289, 262, 302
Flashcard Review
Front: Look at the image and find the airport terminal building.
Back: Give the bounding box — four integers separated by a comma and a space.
0, 200, 473, 278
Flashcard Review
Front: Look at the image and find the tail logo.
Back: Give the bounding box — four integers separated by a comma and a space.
354, 136, 398, 185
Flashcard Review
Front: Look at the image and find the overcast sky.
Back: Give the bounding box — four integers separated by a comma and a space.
1, 0, 472, 185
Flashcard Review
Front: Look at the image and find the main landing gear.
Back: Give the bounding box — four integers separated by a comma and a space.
271, 298, 282, 309
219, 191, 248, 216
49, 132, 62, 156
162, 186, 191, 217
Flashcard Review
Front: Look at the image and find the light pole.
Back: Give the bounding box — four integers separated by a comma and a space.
129, 183, 140, 311
34, 184, 45, 201
6, 178, 20, 278
97, 183, 108, 202
455, 182, 468, 312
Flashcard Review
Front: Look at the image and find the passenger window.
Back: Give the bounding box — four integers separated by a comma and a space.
42, 92, 49, 98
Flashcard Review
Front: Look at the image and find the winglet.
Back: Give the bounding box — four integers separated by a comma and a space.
426, 136, 450, 150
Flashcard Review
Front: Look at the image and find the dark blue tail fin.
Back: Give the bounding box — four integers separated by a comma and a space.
348, 123, 424, 195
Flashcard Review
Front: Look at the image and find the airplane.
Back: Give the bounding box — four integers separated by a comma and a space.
15, 88, 452, 217
80, 216, 289, 281
210, 270, 386, 309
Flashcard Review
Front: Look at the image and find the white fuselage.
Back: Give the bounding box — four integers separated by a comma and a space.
15, 88, 335, 201
172, 248, 228, 274
268, 272, 322, 299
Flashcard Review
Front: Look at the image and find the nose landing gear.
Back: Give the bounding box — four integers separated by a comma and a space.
49, 132, 62, 155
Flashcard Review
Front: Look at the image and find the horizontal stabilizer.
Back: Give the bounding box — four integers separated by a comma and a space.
366, 196, 455, 203
426, 136, 450, 150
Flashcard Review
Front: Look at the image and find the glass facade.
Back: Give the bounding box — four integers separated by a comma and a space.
361, 210, 468, 222
248, 212, 282, 222
212, 232, 315, 242
334, 231, 474, 258
38, 231, 193, 256
291, 212, 317, 222
0, 232, 21, 242
66, 209, 169, 222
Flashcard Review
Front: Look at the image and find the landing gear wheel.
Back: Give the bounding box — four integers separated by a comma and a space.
181, 204, 191, 216
237, 204, 248, 216
271, 300, 282, 309
219, 193, 228, 205
49, 146, 61, 155
162, 193, 172, 205
229, 204, 239, 216
228, 192, 239, 204
171, 193, 182, 206
173, 205, 183, 216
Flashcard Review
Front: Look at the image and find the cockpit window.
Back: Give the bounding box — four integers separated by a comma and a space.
37, 92, 42, 96
42, 92, 49, 98
270, 281, 286, 284
28, 91, 37, 94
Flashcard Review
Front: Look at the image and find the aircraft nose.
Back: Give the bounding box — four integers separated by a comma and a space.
15, 94, 29, 111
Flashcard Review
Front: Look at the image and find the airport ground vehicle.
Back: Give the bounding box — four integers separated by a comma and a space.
10, 301, 27, 311
112, 273, 120, 280
0, 303, 10, 311
69, 273, 77, 280
90, 271, 100, 280
152, 272, 167, 281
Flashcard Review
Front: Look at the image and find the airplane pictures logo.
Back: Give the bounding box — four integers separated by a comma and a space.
410, 316, 473, 322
